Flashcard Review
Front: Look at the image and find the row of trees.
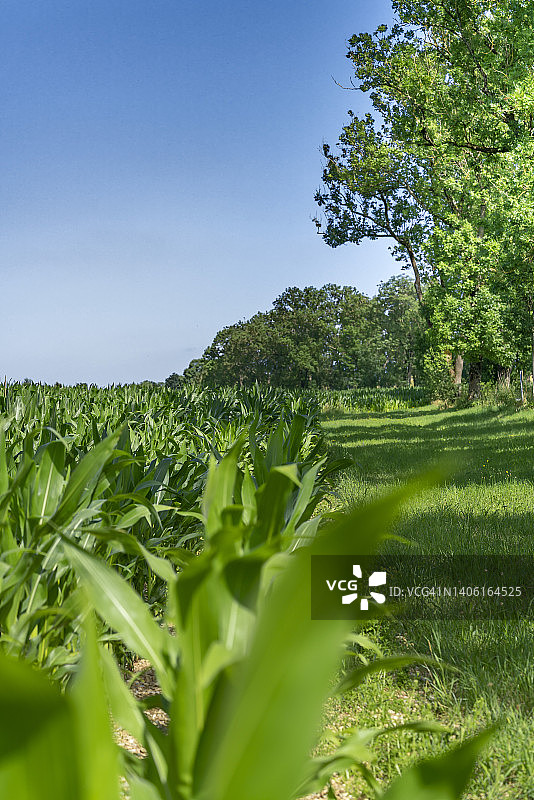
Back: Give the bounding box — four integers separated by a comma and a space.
314, 0, 534, 398
176, 277, 425, 388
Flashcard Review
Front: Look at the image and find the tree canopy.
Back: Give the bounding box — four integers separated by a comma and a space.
179, 279, 425, 389
314, 0, 534, 397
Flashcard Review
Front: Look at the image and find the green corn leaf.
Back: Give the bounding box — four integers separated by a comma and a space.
193, 481, 413, 800
284, 412, 306, 463
70, 614, 121, 800
0, 650, 79, 800
202, 434, 245, 537
0, 426, 8, 497
264, 415, 285, 471
319, 456, 353, 481
169, 563, 231, 800
63, 542, 172, 696
117, 504, 152, 528
174, 552, 214, 623
249, 465, 300, 548
199, 642, 241, 690
193, 546, 346, 800
128, 775, 163, 800
0, 650, 67, 759
30, 440, 66, 523
345, 631, 383, 656
248, 416, 267, 485
223, 548, 273, 610
80, 525, 177, 584
49, 429, 122, 528
99, 646, 146, 743
0, 457, 34, 521
299, 721, 448, 797
282, 458, 325, 542
239, 466, 256, 525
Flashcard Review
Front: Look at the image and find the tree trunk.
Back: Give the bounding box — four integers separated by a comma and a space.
406, 244, 424, 305
444, 351, 462, 395
454, 354, 464, 392
468, 360, 483, 400
496, 366, 511, 389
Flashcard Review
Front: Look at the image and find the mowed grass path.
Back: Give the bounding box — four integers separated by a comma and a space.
321, 404, 534, 800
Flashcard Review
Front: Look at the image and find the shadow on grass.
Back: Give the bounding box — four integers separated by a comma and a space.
382, 507, 534, 555
324, 405, 534, 715
323, 406, 534, 486
322, 406, 445, 422
386, 612, 534, 711
377, 507, 534, 712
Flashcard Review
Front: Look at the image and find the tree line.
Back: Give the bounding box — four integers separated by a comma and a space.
314, 0, 534, 399
171, 277, 425, 389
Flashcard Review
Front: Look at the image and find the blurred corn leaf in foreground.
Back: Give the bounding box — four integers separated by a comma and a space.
0, 615, 120, 800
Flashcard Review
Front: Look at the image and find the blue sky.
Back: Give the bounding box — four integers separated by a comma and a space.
2, 0, 400, 385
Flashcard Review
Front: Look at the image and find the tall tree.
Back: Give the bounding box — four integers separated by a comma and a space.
377, 275, 426, 386
269, 286, 338, 387
315, 0, 534, 397
315, 116, 431, 305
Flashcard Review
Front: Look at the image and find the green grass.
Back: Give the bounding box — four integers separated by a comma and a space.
322, 403, 534, 799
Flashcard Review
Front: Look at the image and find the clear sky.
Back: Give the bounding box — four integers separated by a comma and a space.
2, 0, 400, 385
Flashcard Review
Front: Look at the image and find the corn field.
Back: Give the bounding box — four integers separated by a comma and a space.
0, 381, 488, 800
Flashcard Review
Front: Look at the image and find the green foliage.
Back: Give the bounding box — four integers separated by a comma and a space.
315, 0, 534, 388
421, 349, 458, 404
0, 382, 340, 678
314, 114, 428, 304
0, 614, 120, 800
165, 373, 184, 390
0, 422, 492, 800
376, 276, 427, 386
316, 386, 429, 412
180, 279, 427, 389
0, 383, 495, 799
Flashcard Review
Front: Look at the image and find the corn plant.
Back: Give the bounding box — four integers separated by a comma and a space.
0, 445, 493, 800
0, 383, 346, 678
